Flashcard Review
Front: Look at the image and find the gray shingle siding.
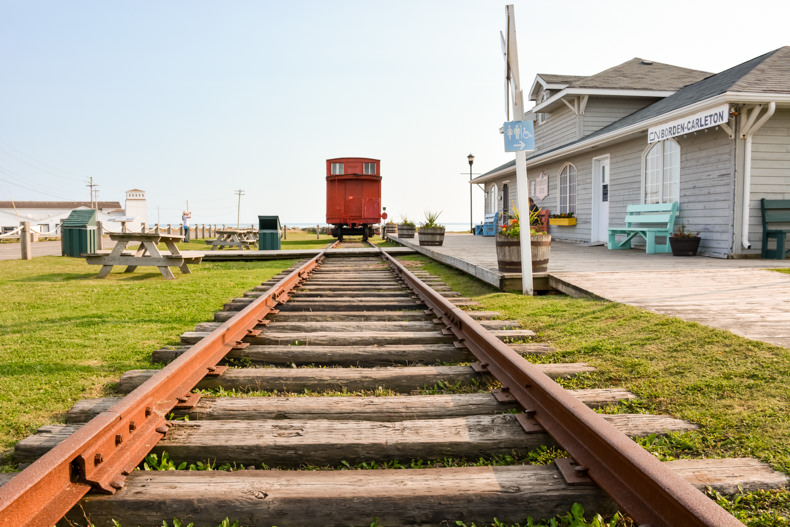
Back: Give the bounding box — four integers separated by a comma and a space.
583, 97, 660, 137
534, 106, 578, 152
750, 109, 790, 252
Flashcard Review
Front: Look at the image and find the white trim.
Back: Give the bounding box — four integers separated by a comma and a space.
529, 75, 573, 101
557, 162, 577, 214
591, 154, 610, 244
533, 88, 676, 112
640, 139, 680, 205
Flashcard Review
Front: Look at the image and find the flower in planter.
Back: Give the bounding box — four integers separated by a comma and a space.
499, 206, 544, 238
549, 212, 575, 219
672, 224, 700, 239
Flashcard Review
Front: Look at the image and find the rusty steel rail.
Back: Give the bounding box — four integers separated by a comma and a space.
0, 253, 325, 527
381, 250, 744, 527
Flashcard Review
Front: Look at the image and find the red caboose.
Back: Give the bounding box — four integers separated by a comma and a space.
326, 157, 383, 241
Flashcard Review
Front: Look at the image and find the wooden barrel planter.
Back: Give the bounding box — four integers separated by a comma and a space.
418, 227, 445, 246
397, 224, 416, 238
496, 233, 551, 273
383, 225, 398, 239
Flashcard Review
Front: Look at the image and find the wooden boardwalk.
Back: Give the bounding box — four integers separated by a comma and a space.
393, 233, 790, 348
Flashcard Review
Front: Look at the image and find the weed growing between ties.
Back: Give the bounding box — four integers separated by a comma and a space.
140, 446, 567, 473
0, 256, 295, 471
396, 255, 790, 525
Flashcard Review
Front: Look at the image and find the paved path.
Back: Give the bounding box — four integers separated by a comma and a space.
551, 268, 790, 348
394, 233, 790, 348
0, 240, 62, 260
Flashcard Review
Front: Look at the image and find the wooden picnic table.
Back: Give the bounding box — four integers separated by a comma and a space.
85, 232, 202, 279
207, 229, 258, 250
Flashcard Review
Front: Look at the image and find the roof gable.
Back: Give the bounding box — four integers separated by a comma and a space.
568, 58, 711, 91
581, 47, 788, 143
730, 46, 790, 93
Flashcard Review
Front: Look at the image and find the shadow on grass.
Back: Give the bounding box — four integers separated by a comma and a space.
14, 269, 181, 283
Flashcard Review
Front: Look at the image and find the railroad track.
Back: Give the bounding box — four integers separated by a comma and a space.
0, 244, 783, 526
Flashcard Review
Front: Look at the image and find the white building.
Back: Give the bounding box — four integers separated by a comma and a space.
0, 189, 148, 234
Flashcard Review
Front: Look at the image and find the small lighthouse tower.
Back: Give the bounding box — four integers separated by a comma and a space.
124, 189, 148, 226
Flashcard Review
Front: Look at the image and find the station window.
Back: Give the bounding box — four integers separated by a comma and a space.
537, 91, 549, 124
559, 163, 577, 215
643, 139, 679, 204
363, 163, 377, 175
331, 163, 344, 175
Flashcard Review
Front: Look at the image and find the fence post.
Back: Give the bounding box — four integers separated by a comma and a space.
97, 221, 104, 251
121, 221, 127, 233
316, 225, 319, 239
21, 221, 32, 260
167, 224, 172, 235
60, 220, 66, 256
141, 223, 147, 233
155, 223, 160, 234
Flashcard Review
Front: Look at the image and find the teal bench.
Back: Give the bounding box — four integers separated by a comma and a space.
608, 202, 678, 253
761, 199, 790, 259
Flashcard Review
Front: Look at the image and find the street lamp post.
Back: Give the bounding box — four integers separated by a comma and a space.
467, 153, 475, 233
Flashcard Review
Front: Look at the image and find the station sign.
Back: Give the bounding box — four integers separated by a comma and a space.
503, 121, 535, 152
648, 104, 730, 143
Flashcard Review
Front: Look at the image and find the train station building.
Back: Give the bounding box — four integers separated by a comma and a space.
474, 46, 790, 258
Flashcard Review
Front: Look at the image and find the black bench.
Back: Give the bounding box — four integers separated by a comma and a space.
761, 199, 790, 259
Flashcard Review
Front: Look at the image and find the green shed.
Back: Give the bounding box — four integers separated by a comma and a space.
258, 216, 281, 250
62, 209, 98, 257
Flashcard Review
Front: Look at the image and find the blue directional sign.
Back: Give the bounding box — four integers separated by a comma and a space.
503, 121, 535, 152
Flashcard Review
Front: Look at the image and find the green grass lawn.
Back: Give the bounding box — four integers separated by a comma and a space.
0, 256, 295, 471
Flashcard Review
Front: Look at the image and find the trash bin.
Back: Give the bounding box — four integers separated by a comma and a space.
62, 209, 98, 257
258, 215, 281, 250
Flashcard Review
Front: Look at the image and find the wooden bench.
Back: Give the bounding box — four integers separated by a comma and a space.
608, 202, 678, 254
761, 199, 790, 259
476, 212, 501, 236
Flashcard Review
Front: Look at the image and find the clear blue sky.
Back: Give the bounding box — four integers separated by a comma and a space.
1, 0, 787, 226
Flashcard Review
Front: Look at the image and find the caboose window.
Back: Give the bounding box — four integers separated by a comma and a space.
363, 163, 376, 175
331, 163, 344, 175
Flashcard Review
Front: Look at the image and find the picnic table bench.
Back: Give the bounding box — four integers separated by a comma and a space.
85, 233, 202, 279
608, 202, 678, 254
207, 229, 258, 250
761, 198, 790, 259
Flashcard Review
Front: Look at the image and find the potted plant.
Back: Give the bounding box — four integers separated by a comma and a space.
669, 224, 701, 256
496, 207, 551, 272
549, 212, 576, 226
397, 216, 416, 238
383, 220, 398, 239
418, 210, 445, 246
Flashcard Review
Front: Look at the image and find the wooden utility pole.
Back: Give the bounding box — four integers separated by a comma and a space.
86, 177, 98, 209
234, 189, 245, 228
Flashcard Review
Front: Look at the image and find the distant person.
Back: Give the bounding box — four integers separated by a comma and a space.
182, 210, 192, 242
529, 198, 541, 225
